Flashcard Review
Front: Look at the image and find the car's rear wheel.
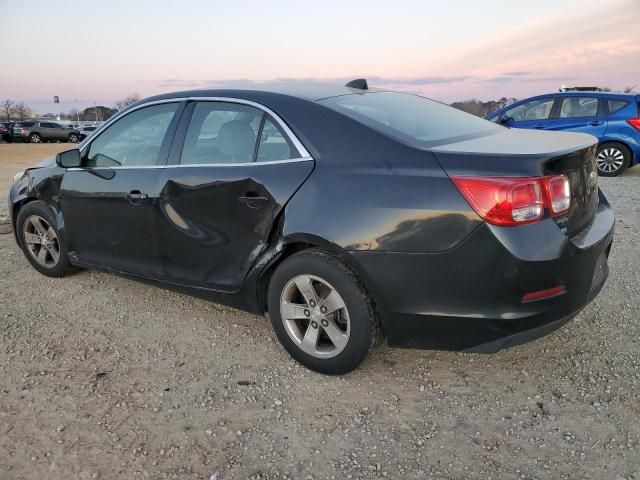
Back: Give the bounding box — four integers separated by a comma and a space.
68, 133, 79, 143
268, 249, 381, 375
16, 201, 73, 277
596, 142, 630, 177
29, 133, 41, 143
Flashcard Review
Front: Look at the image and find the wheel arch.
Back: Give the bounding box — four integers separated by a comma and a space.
254, 234, 386, 338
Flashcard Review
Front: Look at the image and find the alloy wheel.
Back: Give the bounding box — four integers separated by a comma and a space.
597, 147, 625, 174
22, 215, 60, 267
30, 134, 41, 143
280, 274, 351, 359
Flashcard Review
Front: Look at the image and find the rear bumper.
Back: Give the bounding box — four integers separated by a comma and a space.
346, 191, 614, 352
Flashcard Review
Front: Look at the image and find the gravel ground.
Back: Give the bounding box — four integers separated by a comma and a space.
0, 144, 639, 480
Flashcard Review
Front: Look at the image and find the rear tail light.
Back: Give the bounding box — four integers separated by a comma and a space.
522, 285, 566, 302
452, 175, 570, 227
627, 117, 640, 132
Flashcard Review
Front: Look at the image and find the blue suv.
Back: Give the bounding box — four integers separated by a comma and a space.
486, 92, 640, 176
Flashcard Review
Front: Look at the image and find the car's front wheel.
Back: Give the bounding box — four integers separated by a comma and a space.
29, 133, 41, 143
68, 133, 79, 143
596, 142, 631, 176
268, 249, 381, 375
16, 201, 73, 277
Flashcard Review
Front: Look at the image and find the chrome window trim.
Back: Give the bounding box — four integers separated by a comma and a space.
66, 157, 313, 171
79, 96, 312, 161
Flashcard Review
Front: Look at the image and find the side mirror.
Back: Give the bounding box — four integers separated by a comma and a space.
56, 148, 82, 168
498, 114, 514, 125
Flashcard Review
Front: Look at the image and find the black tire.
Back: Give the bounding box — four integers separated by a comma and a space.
29, 133, 41, 144
68, 134, 79, 143
596, 142, 631, 177
267, 249, 381, 375
16, 201, 73, 277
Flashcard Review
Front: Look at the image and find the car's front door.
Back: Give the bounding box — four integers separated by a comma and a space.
499, 97, 556, 130
155, 100, 314, 292
538, 96, 607, 137
59, 101, 184, 276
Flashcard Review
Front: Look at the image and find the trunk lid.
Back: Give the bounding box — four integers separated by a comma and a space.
432, 128, 599, 237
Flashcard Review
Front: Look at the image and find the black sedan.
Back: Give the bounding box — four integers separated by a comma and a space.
8, 81, 614, 374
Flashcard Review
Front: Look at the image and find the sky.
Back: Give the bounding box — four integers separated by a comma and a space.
1, 0, 638, 114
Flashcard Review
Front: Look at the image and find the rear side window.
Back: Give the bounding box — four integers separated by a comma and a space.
504, 98, 555, 121
319, 92, 502, 146
607, 100, 628, 115
21, 122, 35, 127
256, 117, 296, 162
181, 102, 263, 165
559, 97, 598, 118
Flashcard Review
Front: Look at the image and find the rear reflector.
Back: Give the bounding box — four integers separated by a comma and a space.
452, 175, 571, 227
522, 285, 566, 302
627, 117, 640, 133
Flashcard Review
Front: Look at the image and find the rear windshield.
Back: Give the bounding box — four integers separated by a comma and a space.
319, 91, 503, 147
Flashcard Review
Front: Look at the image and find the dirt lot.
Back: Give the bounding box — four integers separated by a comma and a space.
1, 144, 639, 480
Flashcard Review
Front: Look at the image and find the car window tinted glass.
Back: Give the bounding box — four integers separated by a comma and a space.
22, 122, 35, 127
87, 103, 178, 167
559, 97, 598, 118
608, 100, 628, 115
504, 99, 554, 121
256, 117, 296, 162
320, 92, 503, 146
181, 102, 263, 165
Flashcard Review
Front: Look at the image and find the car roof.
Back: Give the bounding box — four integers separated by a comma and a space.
142, 82, 390, 104
522, 91, 638, 100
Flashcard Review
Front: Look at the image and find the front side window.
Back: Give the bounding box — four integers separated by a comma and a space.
320, 92, 503, 146
504, 98, 555, 121
181, 102, 263, 165
559, 97, 598, 118
86, 103, 178, 167
256, 117, 296, 162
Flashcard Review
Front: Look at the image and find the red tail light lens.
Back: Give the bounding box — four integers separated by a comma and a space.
452, 175, 571, 227
545, 174, 570, 215
627, 117, 640, 132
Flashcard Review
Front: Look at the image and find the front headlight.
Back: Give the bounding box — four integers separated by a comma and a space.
13, 170, 25, 184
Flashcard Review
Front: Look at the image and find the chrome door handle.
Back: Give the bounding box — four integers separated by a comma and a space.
126, 190, 148, 204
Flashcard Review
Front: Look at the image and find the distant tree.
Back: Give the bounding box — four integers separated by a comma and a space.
115, 93, 141, 110
450, 97, 517, 117
12, 102, 33, 121
3, 100, 13, 121
80, 105, 117, 122
67, 108, 81, 122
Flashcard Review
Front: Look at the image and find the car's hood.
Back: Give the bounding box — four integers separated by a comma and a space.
30, 155, 56, 170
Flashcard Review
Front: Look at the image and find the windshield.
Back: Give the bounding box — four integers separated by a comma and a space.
319, 91, 504, 147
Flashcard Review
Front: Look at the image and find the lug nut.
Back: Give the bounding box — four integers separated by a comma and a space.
311, 321, 318, 329
321, 319, 329, 327
320, 306, 327, 314
309, 300, 316, 308
304, 309, 310, 317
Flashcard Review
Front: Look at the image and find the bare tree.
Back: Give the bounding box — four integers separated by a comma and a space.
115, 93, 141, 111
3, 100, 14, 121
12, 102, 33, 121
624, 84, 638, 93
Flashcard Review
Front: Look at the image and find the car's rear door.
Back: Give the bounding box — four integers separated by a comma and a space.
59, 101, 184, 276
541, 96, 607, 137
155, 100, 314, 292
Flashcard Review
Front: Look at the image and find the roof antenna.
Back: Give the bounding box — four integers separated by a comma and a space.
345, 78, 368, 90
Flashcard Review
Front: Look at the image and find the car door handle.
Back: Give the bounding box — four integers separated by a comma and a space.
239, 193, 269, 209
534, 125, 547, 129
126, 190, 148, 204
589, 120, 604, 126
